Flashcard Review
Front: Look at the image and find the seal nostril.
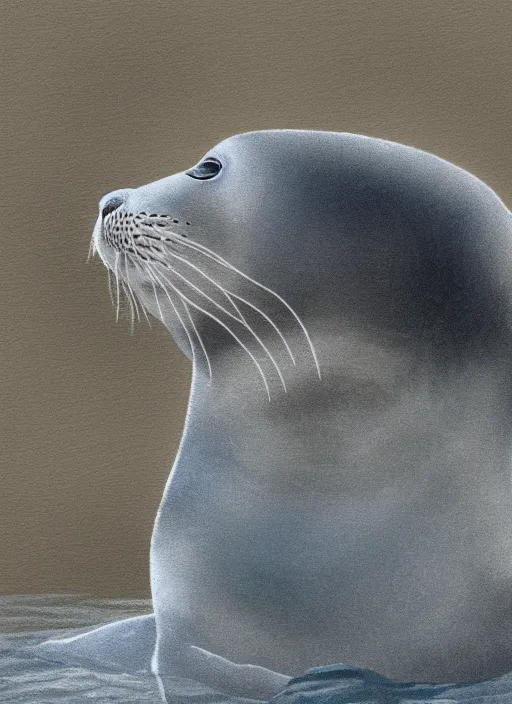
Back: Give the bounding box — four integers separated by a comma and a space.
101, 196, 125, 220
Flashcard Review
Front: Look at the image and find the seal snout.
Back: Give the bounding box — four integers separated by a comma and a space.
101, 197, 123, 219
99, 188, 133, 220
100, 195, 125, 220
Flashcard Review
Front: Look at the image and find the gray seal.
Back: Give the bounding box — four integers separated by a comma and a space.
37, 130, 512, 700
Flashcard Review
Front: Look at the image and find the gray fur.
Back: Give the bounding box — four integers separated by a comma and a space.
38, 131, 512, 700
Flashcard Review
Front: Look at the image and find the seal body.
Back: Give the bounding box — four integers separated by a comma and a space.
39, 131, 512, 698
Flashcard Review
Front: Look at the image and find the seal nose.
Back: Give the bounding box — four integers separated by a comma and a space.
101, 195, 125, 220
99, 189, 133, 220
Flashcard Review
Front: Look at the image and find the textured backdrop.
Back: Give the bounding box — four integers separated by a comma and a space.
1, 0, 511, 597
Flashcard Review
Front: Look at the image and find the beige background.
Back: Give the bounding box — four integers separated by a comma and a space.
1, 0, 511, 598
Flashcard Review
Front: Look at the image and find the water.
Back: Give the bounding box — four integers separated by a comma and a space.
3, 595, 512, 703
0, 595, 162, 703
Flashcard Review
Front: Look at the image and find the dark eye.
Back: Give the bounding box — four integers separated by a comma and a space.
185, 157, 222, 180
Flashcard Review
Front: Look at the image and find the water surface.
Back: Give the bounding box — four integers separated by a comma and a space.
3, 595, 512, 703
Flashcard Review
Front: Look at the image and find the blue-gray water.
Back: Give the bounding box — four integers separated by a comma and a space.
0, 595, 161, 703
3, 595, 512, 703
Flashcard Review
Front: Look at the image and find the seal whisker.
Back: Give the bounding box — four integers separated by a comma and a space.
123, 252, 142, 325
156, 243, 297, 366
145, 263, 272, 401
140, 230, 250, 322
107, 268, 116, 309
153, 261, 287, 393
139, 298, 153, 329
125, 261, 154, 331
160, 250, 246, 324
183, 236, 321, 377
176, 292, 272, 402
162, 232, 317, 375
175, 255, 248, 326
120, 280, 135, 335
147, 269, 168, 330
120, 256, 136, 334
126, 257, 153, 329
183, 299, 213, 381
145, 263, 197, 354
113, 251, 121, 324
226, 290, 297, 366
138, 238, 243, 323
87, 235, 95, 263
145, 263, 212, 380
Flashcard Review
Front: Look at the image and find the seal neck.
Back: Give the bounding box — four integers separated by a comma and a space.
177, 336, 512, 501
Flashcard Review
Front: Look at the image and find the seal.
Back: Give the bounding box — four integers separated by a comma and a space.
36, 130, 512, 700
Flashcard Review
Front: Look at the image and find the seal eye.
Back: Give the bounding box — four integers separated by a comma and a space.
185, 157, 222, 180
